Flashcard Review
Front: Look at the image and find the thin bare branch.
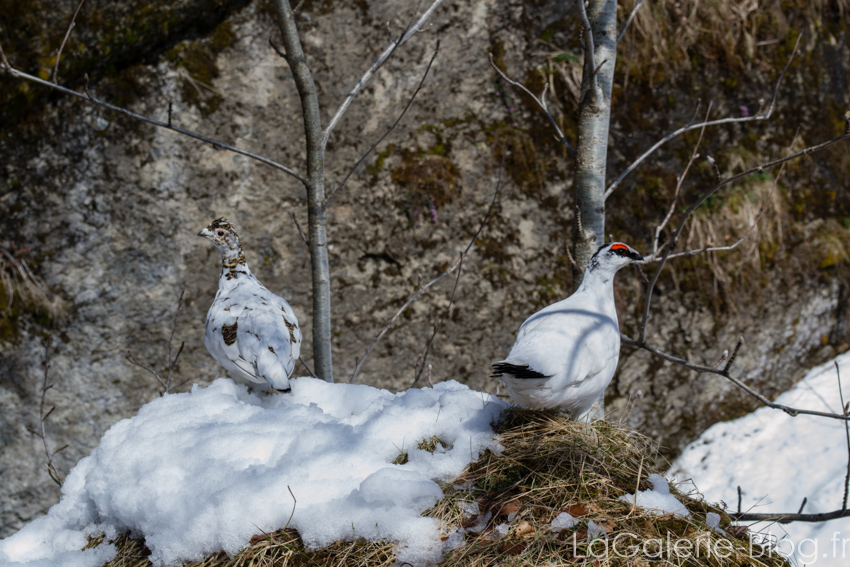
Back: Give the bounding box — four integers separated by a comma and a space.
412, 251, 463, 386
722, 336, 744, 374
52, 0, 86, 84
298, 356, 318, 379
322, 0, 445, 150
838, 361, 850, 511
163, 290, 185, 392
126, 290, 186, 394
35, 336, 64, 487
0, 62, 308, 184
489, 54, 576, 156
349, 254, 462, 385
326, 38, 441, 206
637, 127, 850, 343
604, 34, 803, 200
576, 0, 598, 93
0, 40, 11, 70
616, 0, 647, 44
731, 508, 850, 523
350, 163, 503, 384
646, 128, 797, 262
292, 212, 309, 247
621, 334, 850, 422
652, 103, 712, 255
126, 352, 167, 390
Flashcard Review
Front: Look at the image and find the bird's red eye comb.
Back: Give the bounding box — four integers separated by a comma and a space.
611, 243, 629, 251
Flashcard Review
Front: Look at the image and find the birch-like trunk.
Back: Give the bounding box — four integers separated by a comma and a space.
273, 0, 334, 382
573, 0, 618, 418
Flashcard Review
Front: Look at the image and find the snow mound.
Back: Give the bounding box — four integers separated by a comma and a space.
619, 473, 691, 518
0, 378, 506, 566
670, 351, 850, 567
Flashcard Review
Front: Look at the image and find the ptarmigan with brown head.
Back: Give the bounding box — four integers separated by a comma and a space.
199, 218, 302, 392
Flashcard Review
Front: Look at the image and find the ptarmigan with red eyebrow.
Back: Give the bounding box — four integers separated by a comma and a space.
492, 242, 643, 418
199, 218, 302, 392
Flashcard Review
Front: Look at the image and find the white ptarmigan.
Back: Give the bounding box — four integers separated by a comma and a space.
199, 218, 302, 392
492, 242, 643, 418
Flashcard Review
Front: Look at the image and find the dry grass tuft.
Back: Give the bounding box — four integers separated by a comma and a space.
94, 410, 790, 566
0, 245, 64, 319
102, 529, 396, 567
429, 409, 791, 567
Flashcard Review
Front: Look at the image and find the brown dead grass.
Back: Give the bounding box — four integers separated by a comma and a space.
430, 409, 790, 567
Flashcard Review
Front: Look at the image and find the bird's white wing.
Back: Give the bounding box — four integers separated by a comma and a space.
509, 303, 619, 385
204, 299, 265, 384
236, 300, 301, 390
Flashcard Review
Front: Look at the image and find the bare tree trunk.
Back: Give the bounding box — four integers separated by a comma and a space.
273, 0, 334, 382
573, 0, 619, 418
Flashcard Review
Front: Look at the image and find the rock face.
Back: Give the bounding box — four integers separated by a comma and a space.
2, 0, 849, 537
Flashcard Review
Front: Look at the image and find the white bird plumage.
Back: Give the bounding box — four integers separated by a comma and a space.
199, 218, 302, 391
492, 242, 643, 418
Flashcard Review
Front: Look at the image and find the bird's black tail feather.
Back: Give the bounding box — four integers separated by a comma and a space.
491, 361, 550, 380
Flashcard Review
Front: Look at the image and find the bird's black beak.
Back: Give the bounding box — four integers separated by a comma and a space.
198, 228, 211, 238
630, 251, 644, 262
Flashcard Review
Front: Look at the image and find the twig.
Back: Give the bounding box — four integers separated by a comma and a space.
299, 356, 318, 379
412, 251, 463, 386
350, 254, 462, 385
637, 126, 850, 344
731, 508, 850, 523
325, 38, 441, 206
489, 54, 576, 156
284, 485, 297, 529
621, 334, 850, 422
652, 103, 712, 255
163, 290, 186, 392
52, 0, 86, 84
292, 212, 309, 247
0, 59, 308, 184
838, 361, 850, 510
322, 0, 446, 150
616, 0, 647, 44
645, 128, 798, 262
604, 34, 803, 200
28, 335, 65, 487
0, 40, 11, 71
723, 337, 744, 374
576, 0, 598, 94
350, 163, 503, 384
125, 290, 186, 395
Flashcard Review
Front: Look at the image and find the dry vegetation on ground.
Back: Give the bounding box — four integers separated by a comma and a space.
95, 410, 790, 567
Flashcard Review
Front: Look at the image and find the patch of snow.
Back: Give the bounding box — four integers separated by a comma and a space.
549, 512, 577, 532
441, 527, 466, 552
461, 501, 480, 519
0, 378, 505, 566
587, 521, 607, 539
705, 512, 726, 536
619, 473, 691, 518
491, 522, 510, 539
465, 512, 492, 534
670, 351, 850, 567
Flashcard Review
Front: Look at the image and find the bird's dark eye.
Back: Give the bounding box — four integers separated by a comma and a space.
217, 230, 225, 237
